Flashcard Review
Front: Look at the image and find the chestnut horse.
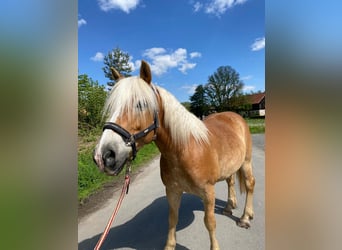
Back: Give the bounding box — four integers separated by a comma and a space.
93, 61, 255, 250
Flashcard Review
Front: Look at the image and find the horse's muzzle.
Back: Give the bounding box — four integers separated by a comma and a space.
100, 149, 126, 176
103, 150, 116, 168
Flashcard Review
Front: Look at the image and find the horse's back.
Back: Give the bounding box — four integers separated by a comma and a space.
204, 111, 249, 139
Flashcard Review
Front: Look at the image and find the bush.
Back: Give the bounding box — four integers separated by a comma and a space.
78, 74, 107, 131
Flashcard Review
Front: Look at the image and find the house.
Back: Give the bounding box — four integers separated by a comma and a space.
246, 92, 265, 117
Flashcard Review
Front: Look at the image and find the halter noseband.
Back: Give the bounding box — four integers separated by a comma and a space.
103, 111, 159, 160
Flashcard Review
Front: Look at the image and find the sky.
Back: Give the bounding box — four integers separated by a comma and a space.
78, 0, 265, 102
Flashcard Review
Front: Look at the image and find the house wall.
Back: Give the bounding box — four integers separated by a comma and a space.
249, 97, 265, 117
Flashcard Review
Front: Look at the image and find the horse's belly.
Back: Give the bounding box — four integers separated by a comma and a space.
217, 151, 245, 181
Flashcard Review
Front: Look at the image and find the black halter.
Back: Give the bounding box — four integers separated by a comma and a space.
103, 111, 159, 160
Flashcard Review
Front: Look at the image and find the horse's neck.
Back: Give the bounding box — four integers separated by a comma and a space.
154, 109, 185, 157
154, 118, 180, 155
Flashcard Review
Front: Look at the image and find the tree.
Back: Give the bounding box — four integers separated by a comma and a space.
181, 101, 191, 111
102, 47, 133, 88
190, 85, 209, 118
205, 65, 244, 112
78, 74, 107, 130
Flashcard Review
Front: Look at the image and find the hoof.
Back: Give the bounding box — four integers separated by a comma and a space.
222, 208, 232, 216
237, 219, 251, 229
164, 247, 175, 250
228, 201, 237, 210
164, 244, 176, 250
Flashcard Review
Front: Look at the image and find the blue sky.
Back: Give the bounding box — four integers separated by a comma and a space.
78, 0, 264, 102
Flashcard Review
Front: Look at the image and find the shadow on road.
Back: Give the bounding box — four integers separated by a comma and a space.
79, 193, 238, 250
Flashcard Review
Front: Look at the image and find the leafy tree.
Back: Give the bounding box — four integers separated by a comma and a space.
181, 101, 191, 111
190, 85, 209, 118
78, 74, 107, 130
205, 66, 244, 112
102, 47, 133, 88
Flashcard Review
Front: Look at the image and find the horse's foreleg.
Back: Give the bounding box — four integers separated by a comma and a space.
203, 185, 220, 250
223, 174, 237, 216
164, 188, 182, 250
238, 161, 255, 229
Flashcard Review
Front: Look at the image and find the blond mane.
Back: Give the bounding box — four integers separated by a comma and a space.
156, 86, 209, 146
103, 76, 209, 146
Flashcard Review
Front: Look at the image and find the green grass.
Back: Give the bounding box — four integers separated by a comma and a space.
130, 142, 160, 167
246, 118, 265, 134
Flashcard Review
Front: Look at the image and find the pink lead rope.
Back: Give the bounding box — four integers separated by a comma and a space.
94, 173, 131, 250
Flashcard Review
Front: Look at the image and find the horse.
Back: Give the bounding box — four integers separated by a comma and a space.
93, 61, 255, 250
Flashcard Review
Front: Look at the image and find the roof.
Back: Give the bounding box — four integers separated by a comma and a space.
246, 92, 265, 104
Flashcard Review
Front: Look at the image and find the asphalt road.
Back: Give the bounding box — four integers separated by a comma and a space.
78, 134, 265, 250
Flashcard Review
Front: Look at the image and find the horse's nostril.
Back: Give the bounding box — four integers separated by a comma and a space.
103, 150, 116, 167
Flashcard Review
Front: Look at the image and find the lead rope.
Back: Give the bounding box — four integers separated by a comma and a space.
93, 163, 132, 250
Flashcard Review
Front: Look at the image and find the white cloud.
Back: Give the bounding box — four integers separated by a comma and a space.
243, 85, 255, 92
78, 18, 87, 28
179, 63, 197, 74
98, 0, 140, 13
128, 57, 141, 72
142, 47, 200, 75
241, 75, 253, 81
143, 48, 167, 58
251, 37, 265, 51
181, 84, 199, 95
190, 52, 202, 58
204, 0, 248, 16
193, 2, 203, 12
90, 52, 104, 62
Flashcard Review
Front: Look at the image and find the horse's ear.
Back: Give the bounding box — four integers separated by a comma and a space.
140, 60, 152, 84
110, 67, 122, 81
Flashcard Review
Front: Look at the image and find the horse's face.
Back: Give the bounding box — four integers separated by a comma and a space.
93, 61, 158, 175
93, 109, 156, 176
93, 123, 132, 176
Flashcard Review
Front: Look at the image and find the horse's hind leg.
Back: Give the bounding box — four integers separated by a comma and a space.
223, 174, 237, 216
203, 185, 220, 250
164, 187, 182, 250
237, 160, 255, 229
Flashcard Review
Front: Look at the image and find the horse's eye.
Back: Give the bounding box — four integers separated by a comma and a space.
136, 101, 148, 111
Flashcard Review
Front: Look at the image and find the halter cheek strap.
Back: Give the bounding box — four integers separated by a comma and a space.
103, 111, 159, 160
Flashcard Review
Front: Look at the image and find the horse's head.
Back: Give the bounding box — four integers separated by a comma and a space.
93, 61, 159, 175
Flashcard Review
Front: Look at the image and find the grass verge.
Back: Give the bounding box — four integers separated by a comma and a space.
246, 118, 265, 134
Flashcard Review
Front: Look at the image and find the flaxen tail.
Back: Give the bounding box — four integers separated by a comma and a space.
237, 168, 246, 194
